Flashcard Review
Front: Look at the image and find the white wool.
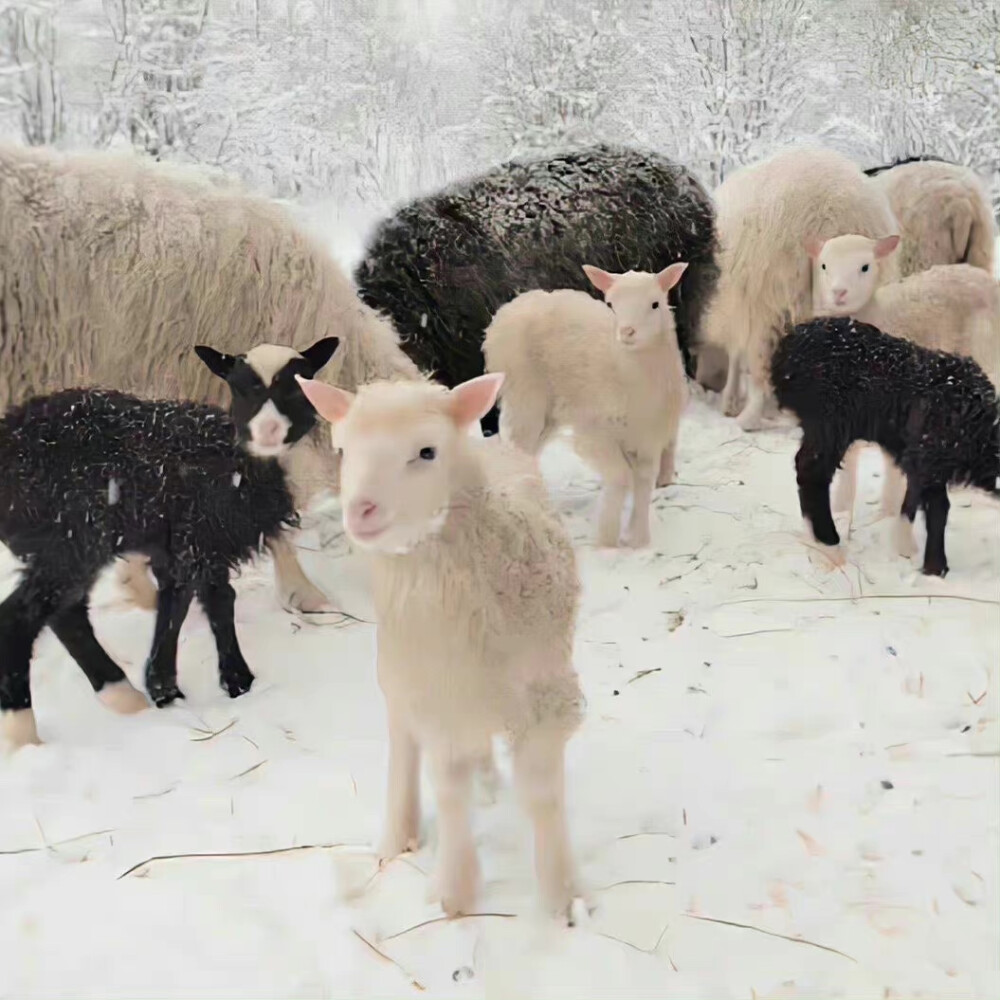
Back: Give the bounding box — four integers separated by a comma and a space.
701, 146, 898, 430
483, 270, 688, 548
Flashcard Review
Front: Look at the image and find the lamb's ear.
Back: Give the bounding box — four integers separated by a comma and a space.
448, 373, 505, 427
299, 336, 341, 375
582, 264, 617, 293
195, 345, 236, 380
295, 375, 354, 422
804, 237, 825, 260
656, 261, 688, 292
874, 234, 901, 259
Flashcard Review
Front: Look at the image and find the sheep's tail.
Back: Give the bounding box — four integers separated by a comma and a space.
114, 554, 159, 610
962, 187, 996, 273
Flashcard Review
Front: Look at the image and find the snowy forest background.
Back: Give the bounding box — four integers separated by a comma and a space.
1, 0, 997, 227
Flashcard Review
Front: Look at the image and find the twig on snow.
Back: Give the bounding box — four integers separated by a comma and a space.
684, 913, 856, 962
381, 912, 516, 942
352, 928, 425, 991
117, 841, 350, 879
190, 719, 236, 742
626, 667, 662, 685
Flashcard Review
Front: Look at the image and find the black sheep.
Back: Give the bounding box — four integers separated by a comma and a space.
0, 389, 296, 748
354, 144, 719, 434
771, 318, 1000, 577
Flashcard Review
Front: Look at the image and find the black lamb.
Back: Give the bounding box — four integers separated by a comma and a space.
354, 143, 720, 434
0, 389, 296, 748
771, 318, 1000, 577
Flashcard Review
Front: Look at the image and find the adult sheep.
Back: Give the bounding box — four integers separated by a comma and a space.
700, 146, 898, 430
864, 158, 996, 277
354, 144, 720, 434
0, 143, 421, 615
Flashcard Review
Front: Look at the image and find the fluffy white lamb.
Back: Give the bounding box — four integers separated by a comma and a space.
812, 232, 1000, 530
296, 373, 583, 919
701, 147, 899, 430
0, 144, 420, 616
483, 263, 689, 547
867, 159, 996, 277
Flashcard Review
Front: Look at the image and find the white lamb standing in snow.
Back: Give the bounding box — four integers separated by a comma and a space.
812, 232, 1000, 528
700, 147, 899, 430
483, 263, 689, 548
296, 372, 584, 919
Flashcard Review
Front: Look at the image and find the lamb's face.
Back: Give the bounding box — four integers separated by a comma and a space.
583, 262, 688, 350
195, 337, 339, 457
812, 234, 899, 315
293, 374, 504, 555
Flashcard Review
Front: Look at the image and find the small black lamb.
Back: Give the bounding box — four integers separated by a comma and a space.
0, 389, 297, 750
771, 317, 1000, 577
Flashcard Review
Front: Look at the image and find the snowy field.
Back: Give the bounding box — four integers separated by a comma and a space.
1, 386, 997, 999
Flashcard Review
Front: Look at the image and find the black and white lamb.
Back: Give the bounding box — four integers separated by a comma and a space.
771, 317, 1000, 577
354, 144, 719, 433
0, 389, 297, 751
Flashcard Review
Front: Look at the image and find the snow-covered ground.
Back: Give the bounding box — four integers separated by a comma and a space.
1, 390, 997, 999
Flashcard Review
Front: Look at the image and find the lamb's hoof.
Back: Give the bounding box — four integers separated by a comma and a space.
221, 667, 255, 699
595, 529, 621, 548
736, 410, 763, 432
721, 395, 740, 418
655, 476, 672, 490
921, 561, 948, 578
377, 832, 420, 866
281, 583, 336, 617
148, 682, 185, 708
626, 527, 651, 548
98, 679, 150, 714
893, 517, 918, 558
437, 868, 479, 918
807, 541, 846, 570
1, 709, 41, 753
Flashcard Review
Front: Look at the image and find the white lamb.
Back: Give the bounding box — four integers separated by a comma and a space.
483, 263, 689, 548
812, 232, 1000, 530
296, 372, 584, 919
701, 147, 898, 430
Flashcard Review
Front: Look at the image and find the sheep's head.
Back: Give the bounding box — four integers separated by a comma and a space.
582, 263, 687, 349
807, 234, 900, 315
295, 373, 504, 554
195, 336, 340, 457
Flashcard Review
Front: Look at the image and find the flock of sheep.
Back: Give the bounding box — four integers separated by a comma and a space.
0, 141, 997, 919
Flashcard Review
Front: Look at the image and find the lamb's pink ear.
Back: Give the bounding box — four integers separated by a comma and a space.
874, 234, 901, 259
448, 373, 505, 427
804, 237, 825, 260
656, 261, 688, 291
295, 375, 354, 422
582, 264, 617, 293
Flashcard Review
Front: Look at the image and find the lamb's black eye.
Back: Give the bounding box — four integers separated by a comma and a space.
651, 301, 660, 310
821, 263, 826, 270
419, 446, 436, 461
861, 263, 870, 273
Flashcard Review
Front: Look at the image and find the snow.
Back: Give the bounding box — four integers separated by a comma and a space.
1, 394, 998, 999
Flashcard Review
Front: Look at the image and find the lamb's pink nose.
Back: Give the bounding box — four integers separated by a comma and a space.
256, 419, 283, 444
346, 498, 381, 536
833, 289, 848, 305
619, 326, 636, 341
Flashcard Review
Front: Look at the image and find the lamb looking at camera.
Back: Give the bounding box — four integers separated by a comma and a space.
483, 263, 689, 547
296, 372, 583, 920
811, 233, 1000, 521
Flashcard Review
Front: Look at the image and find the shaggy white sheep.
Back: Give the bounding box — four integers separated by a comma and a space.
701, 147, 898, 430
296, 372, 584, 919
867, 159, 996, 277
812, 232, 1000, 530
483, 263, 689, 547
0, 144, 420, 615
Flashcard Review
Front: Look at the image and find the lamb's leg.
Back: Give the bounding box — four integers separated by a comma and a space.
656, 438, 677, 490
513, 723, 576, 920
736, 377, 767, 431
144, 576, 194, 707
832, 443, 861, 522
893, 476, 920, 558
49, 601, 148, 713
881, 457, 908, 520
0, 583, 51, 751
795, 440, 842, 560
114, 555, 158, 610
270, 534, 336, 616
497, 390, 548, 455
378, 707, 422, 860
427, 750, 479, 917
197, 576, 255, 699
579, 441, 632, 547
920, 483, 950, 577
626, 457, 657, 548
720, 350, 742, 417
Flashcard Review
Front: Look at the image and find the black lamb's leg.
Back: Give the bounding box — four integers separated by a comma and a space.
0, 579, 57, 748
197, 576, 255, 699
795, 440, 840, 547
49, 601, 149, 713
921, 483, 950, 577
145, 579, 194, 707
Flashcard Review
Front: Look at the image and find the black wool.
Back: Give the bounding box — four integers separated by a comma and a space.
863, 155, 949, 177
354, 144, 719, 432
0, 389, 297, 713
771, 318, 1000, 576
